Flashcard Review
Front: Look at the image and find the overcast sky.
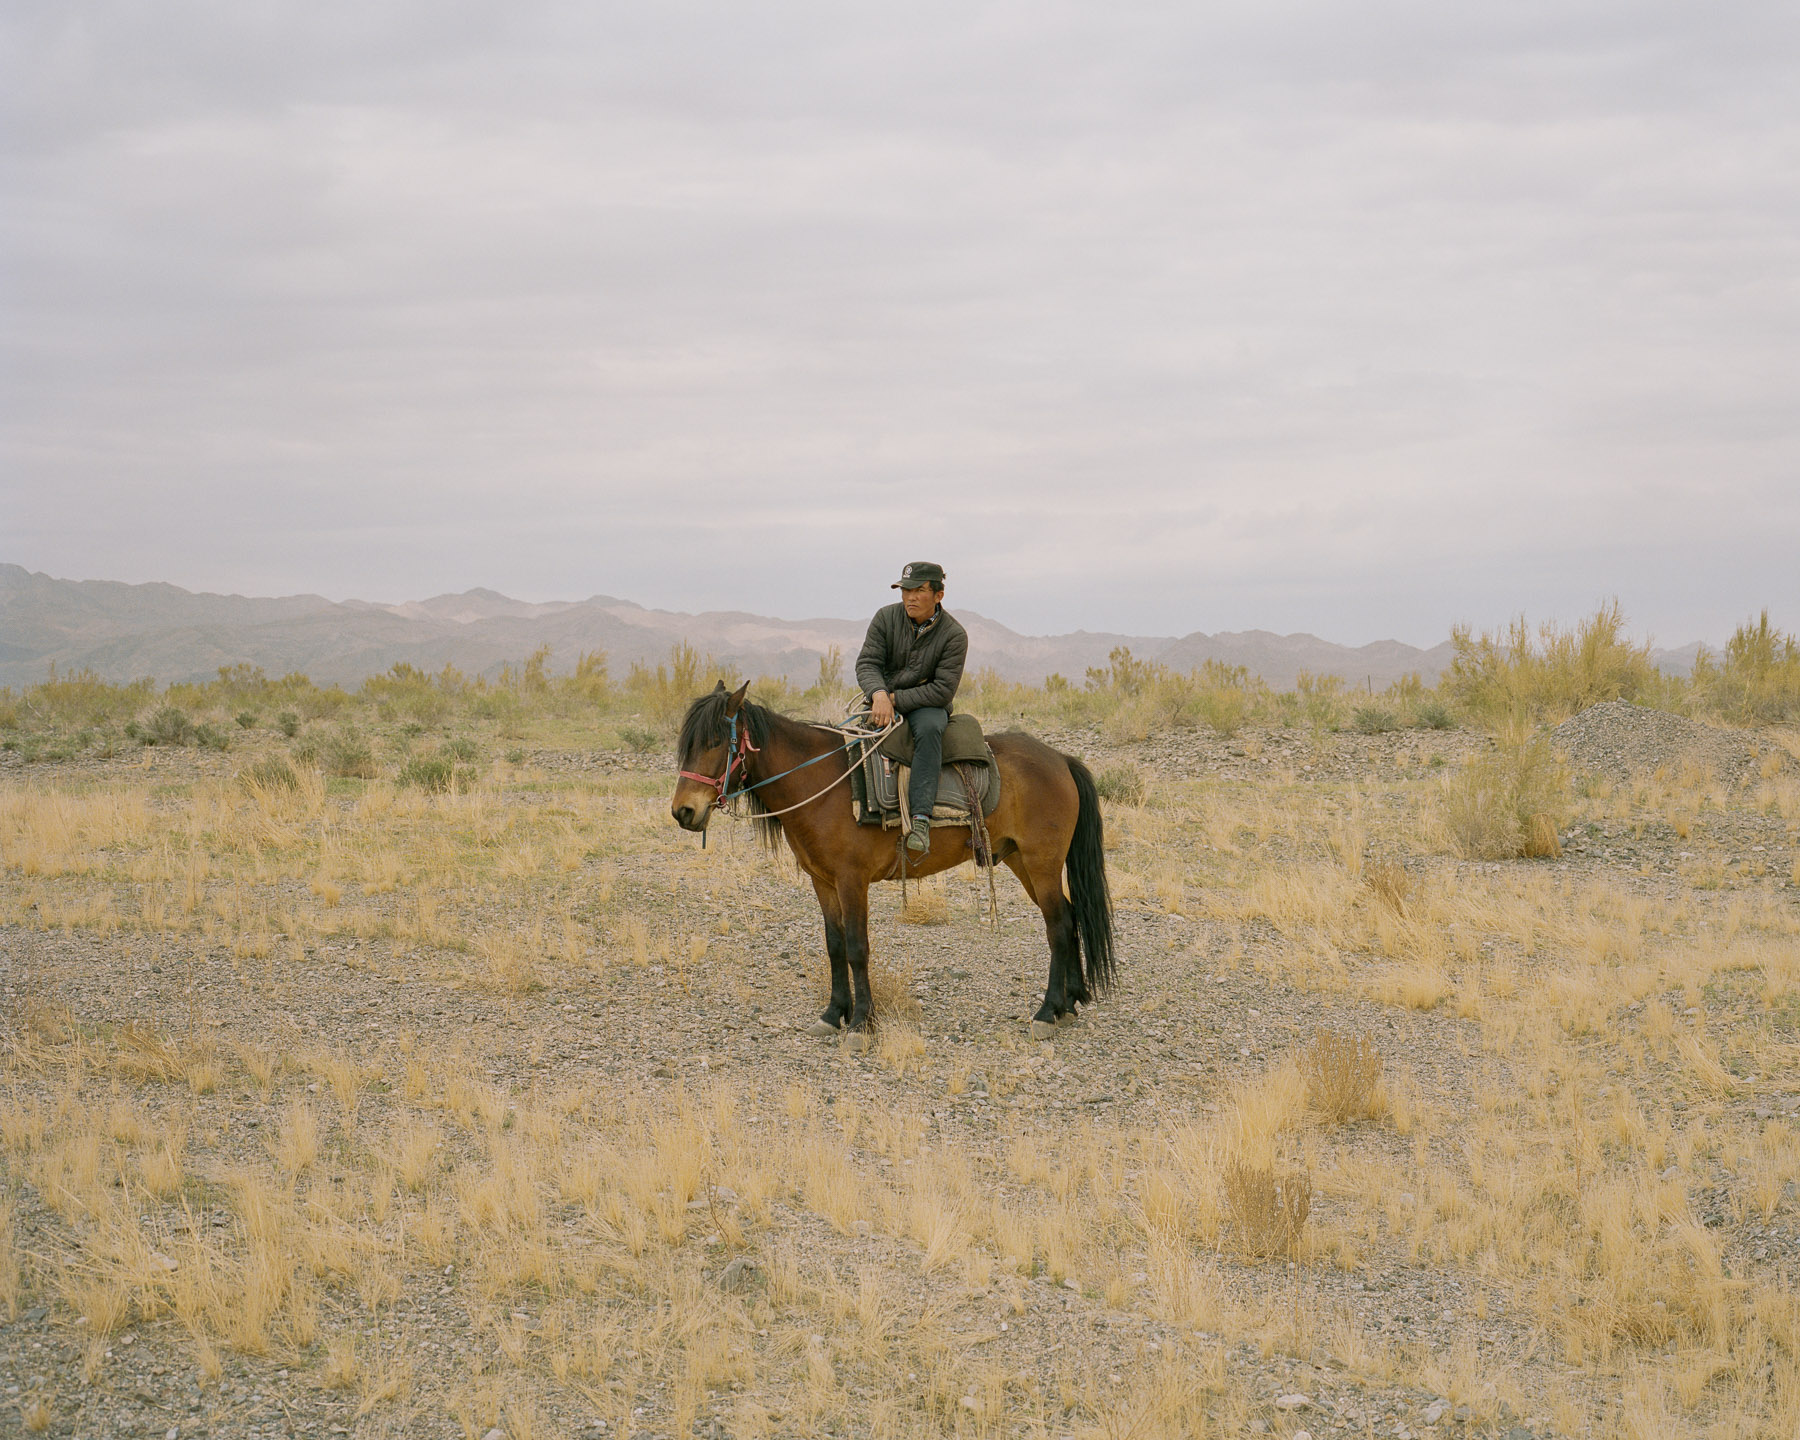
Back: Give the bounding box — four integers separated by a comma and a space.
3, 2, 1797, 645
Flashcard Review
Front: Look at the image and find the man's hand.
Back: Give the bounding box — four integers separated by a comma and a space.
870, 690, 896, 727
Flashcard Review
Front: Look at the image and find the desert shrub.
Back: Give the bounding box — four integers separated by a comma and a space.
1093, 762, 1146, 807
18, 669, 153, 730
1301, 1030, 1386, 1123
1412, 699, 1454, 730
133, 706, 193, 747
1443, 601, 1668, 726
1353, 705, 1399, 735
192, 723, 229, 751
398, 751, 476, 793
1691, 611, 1800, 723
275, 710, 300, 738
442, 736, 480, 763
1192, 684, 1248, 737
618, 725, 661, 754
626, 642, 733, 729
1441, 721, 1567, 860
363, 662, 451, 724
504, 747, 526, 765
397, 754, 455, 792
235, 711, 259, 729
564, 649, 610, 704
322, 728, 378, 779
1221, 1160, 1312, 1259
240, 754, 299, 792
295, 686, 352, 721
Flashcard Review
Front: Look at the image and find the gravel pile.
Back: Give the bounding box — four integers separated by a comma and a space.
1551, 699, 1755, 785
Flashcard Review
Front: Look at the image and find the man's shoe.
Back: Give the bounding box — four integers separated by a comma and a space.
906, 818, 930, 854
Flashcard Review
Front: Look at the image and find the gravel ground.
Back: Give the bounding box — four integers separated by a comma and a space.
3, 712, 1798, 1438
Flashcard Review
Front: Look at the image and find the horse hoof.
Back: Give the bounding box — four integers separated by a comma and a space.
1029, 1020, 1056, 1041
807, 1019, 843, 1038
844, 1032, 873, 1055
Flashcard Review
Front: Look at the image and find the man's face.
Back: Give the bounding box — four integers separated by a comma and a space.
901, 585, 940, 622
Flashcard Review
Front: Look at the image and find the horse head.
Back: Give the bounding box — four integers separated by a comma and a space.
670, 679, 751, 831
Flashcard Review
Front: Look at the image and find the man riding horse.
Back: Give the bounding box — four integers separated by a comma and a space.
856, 561, 967, 855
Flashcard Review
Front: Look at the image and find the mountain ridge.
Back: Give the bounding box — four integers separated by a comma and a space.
0, 564, 1702, 692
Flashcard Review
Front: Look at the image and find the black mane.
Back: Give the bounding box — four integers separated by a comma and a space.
677, 686, 774, 768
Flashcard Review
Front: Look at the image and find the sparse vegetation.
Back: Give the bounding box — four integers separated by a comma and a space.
1441, 720, 1568, 860
1301, 1029, 1385, 1123
2, 610, 1799, 1435
1093, 761, 1147, 806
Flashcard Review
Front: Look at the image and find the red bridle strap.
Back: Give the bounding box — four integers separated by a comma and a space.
678, 716, 759, 802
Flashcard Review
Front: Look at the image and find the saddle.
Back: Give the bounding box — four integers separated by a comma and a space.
847, 712, 1001, 833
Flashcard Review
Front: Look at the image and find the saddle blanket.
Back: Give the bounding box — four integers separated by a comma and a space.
848, 714, 1001, 828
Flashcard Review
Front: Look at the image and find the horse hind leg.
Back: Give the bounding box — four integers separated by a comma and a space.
1007, 853, 1081, 1041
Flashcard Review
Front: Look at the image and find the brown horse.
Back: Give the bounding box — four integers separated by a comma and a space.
669, 682, 1115, 1038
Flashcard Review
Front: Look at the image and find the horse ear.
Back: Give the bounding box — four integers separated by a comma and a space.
711, 679, 727, 694
723, 680, 750, 717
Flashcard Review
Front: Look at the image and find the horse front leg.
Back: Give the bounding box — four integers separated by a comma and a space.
840, 881, 875, 1036
808, 877, 852, 1036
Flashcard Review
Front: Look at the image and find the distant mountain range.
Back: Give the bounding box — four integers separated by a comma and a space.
0, 564, 1704, 693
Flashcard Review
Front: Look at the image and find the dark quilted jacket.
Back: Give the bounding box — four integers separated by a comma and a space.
855, 603, 968, 713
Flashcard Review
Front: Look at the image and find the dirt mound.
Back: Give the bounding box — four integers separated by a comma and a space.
1551, 699, 1755, 785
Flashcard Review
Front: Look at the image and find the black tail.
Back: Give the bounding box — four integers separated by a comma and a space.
1063, 755, 1117, 995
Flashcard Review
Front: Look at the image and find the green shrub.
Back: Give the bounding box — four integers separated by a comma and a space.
1093, 762, 1147, 807
276, 710, 300, 738
442, 736, 480, 763
1412, 700, 1454, 730
397, 753, 473, 793
235, 711, 258, 729
618, 725, 661, 754
1353, 705, 1399, 735
134, 706, 194, 746
322, 728, 378, 779
504, 747, 526, 765
1441, 722, 1567, 860
1193, 685, 1249, 737
193, 724, 229, 751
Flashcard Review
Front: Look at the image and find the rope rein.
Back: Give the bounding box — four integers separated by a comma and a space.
682, 709, 900, 823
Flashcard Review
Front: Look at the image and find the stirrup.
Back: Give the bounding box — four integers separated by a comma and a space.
905, 817, 930, 853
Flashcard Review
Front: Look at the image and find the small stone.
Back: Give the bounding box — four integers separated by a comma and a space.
651, 1062, 675, 1079
1063, 1277, 1079, 1291
1506, 1428, 1535, 1440
1275, 1394, 1311, 1410
1424, 1400, 1448, 1424
960, 1395, 980, 1412
717, 1257, 756, 1293
149, 1251, 179, 1273
1292, 1432, 1312, 1440
483, 1428, 506, 1440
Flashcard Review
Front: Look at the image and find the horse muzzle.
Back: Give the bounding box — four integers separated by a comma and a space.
671, 795, 714, 832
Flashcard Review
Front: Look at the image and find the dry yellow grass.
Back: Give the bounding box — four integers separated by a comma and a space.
4, 702, 1799, 1437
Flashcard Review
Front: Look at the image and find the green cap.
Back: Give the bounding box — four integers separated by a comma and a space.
892, 561, 946, 590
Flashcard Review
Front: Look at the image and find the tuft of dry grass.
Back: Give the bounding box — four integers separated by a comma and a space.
1221, 1159, 1312, 1259
1300, 1029, 1386, 1123
1365, 860, 1414, 915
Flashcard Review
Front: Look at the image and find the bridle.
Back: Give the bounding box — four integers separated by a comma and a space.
677, 707, 896, 826
678, 710, 760, 810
